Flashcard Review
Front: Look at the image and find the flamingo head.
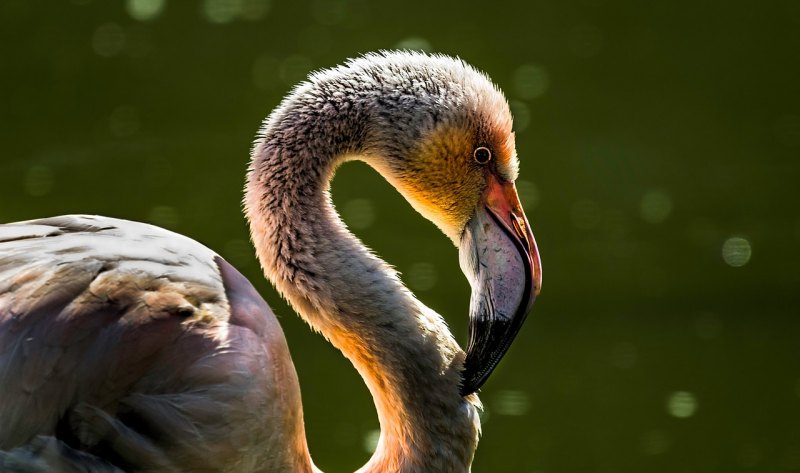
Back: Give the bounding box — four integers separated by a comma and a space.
350, 52, 544, 396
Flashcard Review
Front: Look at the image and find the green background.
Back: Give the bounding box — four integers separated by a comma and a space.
1, 0, 799, 471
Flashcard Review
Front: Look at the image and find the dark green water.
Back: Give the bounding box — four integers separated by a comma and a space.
1, 0, 799, 471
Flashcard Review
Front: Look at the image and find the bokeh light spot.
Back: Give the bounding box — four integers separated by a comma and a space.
202, 0, 240, 24
394, 36, 432, 52
341, 198, 375, 229
516, 180, 540, 210
513, 64, 549, 100
492, 390, 530, 416
92, 23, 126, 57
639, 189, 672, 224
666, 391, 697, 418
147, 205, 180, 229
125, 0, 165, 21
362, 429, 379, 453
509, 100, 531, 133
24, 165, 54, 197
407, 262, 437, 291
722, 236, 751, 267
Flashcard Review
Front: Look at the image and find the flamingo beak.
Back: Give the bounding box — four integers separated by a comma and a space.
458, 173, 542, 396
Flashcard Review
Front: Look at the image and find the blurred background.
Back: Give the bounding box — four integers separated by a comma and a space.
1, 0, 799, 471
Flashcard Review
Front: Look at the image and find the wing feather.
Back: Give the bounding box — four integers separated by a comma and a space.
0, 215, 306, 472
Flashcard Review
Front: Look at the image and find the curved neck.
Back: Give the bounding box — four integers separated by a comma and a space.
245, 88, 480, 472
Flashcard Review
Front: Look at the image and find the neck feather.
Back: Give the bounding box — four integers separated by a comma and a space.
245, 83, 480, 473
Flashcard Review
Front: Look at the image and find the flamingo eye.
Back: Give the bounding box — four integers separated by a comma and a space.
473, 147, 492, 164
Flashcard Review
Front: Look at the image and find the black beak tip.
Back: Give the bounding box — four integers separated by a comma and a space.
459, 364, 480, 396
459, 376, 482, 397
459, 346, 497, 396
459, 295, 536, 398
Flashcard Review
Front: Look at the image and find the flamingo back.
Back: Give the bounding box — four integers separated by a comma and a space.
0, 215, 309, 472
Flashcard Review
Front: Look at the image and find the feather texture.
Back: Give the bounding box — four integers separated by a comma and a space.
0, 216, 310, 472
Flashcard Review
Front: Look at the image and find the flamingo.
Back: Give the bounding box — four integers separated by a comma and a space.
0, 51, 542, 473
